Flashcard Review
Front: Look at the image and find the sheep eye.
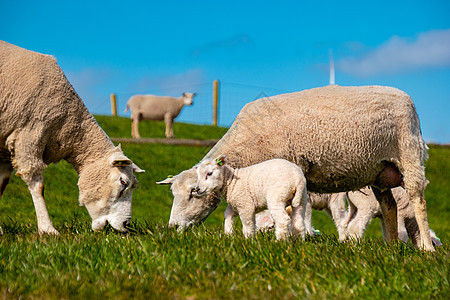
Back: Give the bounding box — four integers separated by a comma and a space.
188, 188, 195, 200
120, 177, 128, 187
207, 172, 213, 176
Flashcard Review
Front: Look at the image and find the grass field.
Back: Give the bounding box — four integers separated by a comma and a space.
0, 116, 448, 299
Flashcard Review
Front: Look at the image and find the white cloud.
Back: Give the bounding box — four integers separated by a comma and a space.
337, 29, 450, 77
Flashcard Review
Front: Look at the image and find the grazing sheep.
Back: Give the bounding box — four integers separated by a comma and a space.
194, 156, 307, 240
255, 192, 347, 240
344, 187, 441, 246
0, 41, 144, 234
158, 85, 434, 251
125, 92, 195, 139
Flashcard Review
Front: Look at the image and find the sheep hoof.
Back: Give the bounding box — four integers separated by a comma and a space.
38, 227, 60, 236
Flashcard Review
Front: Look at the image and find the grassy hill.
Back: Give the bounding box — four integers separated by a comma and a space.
0, 115, 448, 299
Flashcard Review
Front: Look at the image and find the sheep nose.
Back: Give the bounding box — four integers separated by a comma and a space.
123, 219, 131, 228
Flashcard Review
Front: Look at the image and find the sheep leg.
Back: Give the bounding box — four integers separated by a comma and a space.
26, 174, 59, 235
239, 211, 256, 238
396, 215, 409, 243
0, 161, 13, 199
0, 162, 13, 235
346, 209, 375, 241
396, 140, 434, 251
164, 114, 174, 139
304, 199, 315, 236
408, 193, 434, 251
224, 205, 238, 235
327, 193, 348, 241
402, 216, 421, 247
131, 118, 141, 139
341, 196, 357, 241
372, 187, 398, 242
269, 202, 293, 240
8, 130, 59, 235
290, 188, 307, 240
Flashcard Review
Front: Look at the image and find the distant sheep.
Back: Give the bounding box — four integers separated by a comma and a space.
159, 85, 434, 251
0, 41, 144, 234
195, 156, 307, 240
125, 92, 195, 139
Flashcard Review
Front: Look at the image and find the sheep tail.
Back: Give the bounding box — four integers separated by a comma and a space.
291, 184, 306, 209
124, 104, 129, 113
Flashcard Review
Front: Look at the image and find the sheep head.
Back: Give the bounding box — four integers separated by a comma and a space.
194, 155, 228, 197
156, 167, 221, 231
181, 92, 196, 105
77, 145, 144, 232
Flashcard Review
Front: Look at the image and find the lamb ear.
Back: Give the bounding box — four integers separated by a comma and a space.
133, 163, 145, 173
156, 176, 176, 185
215, 155, 227, 166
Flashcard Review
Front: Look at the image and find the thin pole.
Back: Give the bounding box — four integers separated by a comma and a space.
329, 49, 335, 86
212, 80, 219, 126
110, 93, 117, 116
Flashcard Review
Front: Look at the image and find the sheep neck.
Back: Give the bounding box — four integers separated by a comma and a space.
218, 165, 237, 199
65, 115, 115, 174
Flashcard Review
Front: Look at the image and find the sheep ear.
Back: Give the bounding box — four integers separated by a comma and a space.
182, 92, 186, 97
133, 163, 145, 173
156, 176, 176, 185
109, 152, 132, 167
215, 155, 227, 166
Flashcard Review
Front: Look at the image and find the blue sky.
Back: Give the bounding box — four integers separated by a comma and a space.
1, 1, 449, 143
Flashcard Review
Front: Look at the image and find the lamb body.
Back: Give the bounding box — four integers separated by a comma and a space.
159, 85, 434, 251
125, 93, 195, 138
195, 156, 307, 240
0, 41, 143, 234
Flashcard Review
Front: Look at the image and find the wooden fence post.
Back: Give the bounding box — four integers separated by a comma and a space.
212, 80, 219, 126
110, 93, 117, 116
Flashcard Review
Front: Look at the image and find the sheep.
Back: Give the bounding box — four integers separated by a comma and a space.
344, 187, 441, 246
124, 92, 196, 139
158, 85, 434, 251
0, 41, 144, 235
255, 192, 347, 240
194, 156, 307, 240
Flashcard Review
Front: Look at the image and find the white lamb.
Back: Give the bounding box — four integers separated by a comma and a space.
125, 92, 195, 139
0, 41, 144, 234
194, 156, 308, 240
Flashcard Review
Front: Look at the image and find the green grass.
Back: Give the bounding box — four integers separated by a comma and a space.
95, 115, 228, 140
0, 116, 448, 299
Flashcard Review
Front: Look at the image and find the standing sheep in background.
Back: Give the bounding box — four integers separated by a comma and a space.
194, 156, 308, 240
0, 41, 144, 234
125, 92, 196, 139
158, 85, 435, 251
